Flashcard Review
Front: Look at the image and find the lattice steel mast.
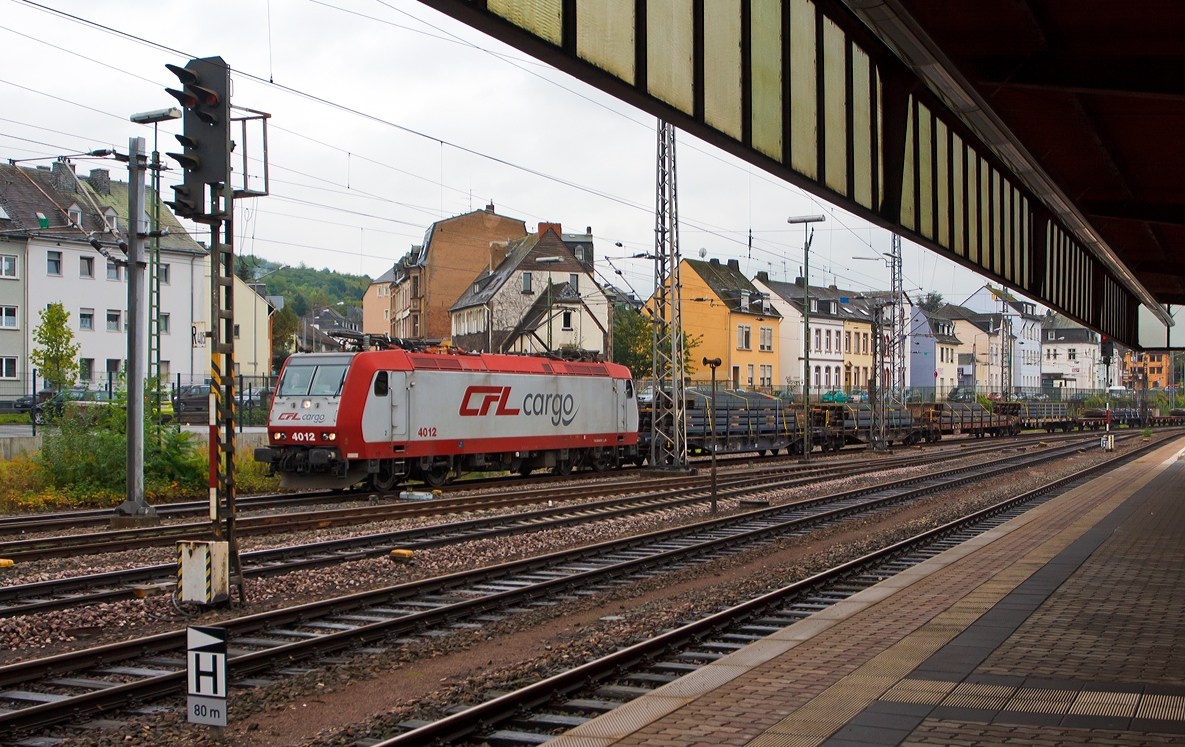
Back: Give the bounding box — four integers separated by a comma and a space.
888, 234, 906, 401
650, 121, 686, 469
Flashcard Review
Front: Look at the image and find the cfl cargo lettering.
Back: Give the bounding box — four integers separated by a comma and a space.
260, 351, 639, 491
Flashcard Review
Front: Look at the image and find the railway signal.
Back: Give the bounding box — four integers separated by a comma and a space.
164, 57, 230, 219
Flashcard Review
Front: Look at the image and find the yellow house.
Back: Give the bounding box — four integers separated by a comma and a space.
675, 258, 781, 389
843, 318, 873, 392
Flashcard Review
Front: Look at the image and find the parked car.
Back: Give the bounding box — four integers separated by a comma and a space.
237, 386, 275, 408
946, 387, 975, 403
820, 389, 849, 403
172, 384, 211, 415
31, 388, 115, 425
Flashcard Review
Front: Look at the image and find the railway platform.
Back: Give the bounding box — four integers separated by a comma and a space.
546, 436, 1185, 747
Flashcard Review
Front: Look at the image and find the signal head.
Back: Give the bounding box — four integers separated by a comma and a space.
165, 63, 200, 86
166, 152, 200, 171
165, 87, 198, 109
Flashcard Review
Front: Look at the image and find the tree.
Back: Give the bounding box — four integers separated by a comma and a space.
611, 306, 702, 379
30, 303, 80, 391
918, 291, 945, 313
272, 306, 298, 355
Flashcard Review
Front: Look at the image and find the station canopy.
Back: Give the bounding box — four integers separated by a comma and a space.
418, 0, 1185, 348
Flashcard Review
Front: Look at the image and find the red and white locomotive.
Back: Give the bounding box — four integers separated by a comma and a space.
255, 350, 640, 491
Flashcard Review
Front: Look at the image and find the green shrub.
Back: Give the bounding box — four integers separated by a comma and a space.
976, 394, 993, 412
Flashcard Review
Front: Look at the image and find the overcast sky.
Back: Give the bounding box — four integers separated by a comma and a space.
0, 0, 1001, 304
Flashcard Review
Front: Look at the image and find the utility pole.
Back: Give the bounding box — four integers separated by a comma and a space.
869, 302, 889, 451
110, 136, 158, 528
703, 357, 721, 513
788, 215, 825, 459
650, 121, 686, 470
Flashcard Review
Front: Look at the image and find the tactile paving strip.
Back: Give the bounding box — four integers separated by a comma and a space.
940, 682, 1017, 710
1137, 694, 1185, 721
880, 678, 956, 705
1001, 687, 1076, 714
1067, 689, 1139, 717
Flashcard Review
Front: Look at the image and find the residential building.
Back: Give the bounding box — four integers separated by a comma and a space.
450, 223, 608, 355
676, 259, 779, 389
753, 274, 890, 393
908, 308, 962, 395
0, 160, 273, 389
0, 196, 28, 396
936, 304, 1002, 392
962, 285, 1043, 390
1122, 350, 1171, 390
379, 205, 527, 340
1040, 313, 1103, 390
362, 267, 394, 335
1, 161, 209, 391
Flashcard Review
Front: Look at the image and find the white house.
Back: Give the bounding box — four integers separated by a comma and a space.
962, 285, 1043, 391
1040, 313, 1104, 390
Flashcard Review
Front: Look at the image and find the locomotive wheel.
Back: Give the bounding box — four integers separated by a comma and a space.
421, 464, 451, 488
371, 463, 400, 492
553, 460, 573, 476
590, 452, 612, 472
517, 463, 533, 477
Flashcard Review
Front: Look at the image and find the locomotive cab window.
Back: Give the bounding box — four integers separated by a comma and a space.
374, 371, 389, 397
625, 380, 634, 399
277, 357, 353, 398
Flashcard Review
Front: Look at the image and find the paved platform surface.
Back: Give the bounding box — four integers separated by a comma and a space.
547, 437, 1185, 747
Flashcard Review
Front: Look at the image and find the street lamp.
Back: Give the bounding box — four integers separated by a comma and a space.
703, 357, 722, 514
787, 215, 825, 460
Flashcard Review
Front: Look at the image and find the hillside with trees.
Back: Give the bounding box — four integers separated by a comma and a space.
235, 255, 370, 317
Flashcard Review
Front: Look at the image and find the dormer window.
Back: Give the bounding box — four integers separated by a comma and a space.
574, 246, 584, 261
68, 204, 82, 228
104, 208, 118, 232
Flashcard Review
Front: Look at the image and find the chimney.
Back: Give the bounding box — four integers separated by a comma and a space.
485, 202, 495, 212
795, 276, 804, 287
756, 270, 769, 283
585, 225, 592, 235
489, 241, 509, 272
709, 258, 721, 268
51, 161, 77, 193
537, 222, 562, 238
87, 169, 111, 195
727, 259, 740, 272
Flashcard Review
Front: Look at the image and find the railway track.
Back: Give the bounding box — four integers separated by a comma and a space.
0, 431, 1148, 736
374, 435, 1181, 747
0, 431, 1100, 563
0, 429, 1092, 538
0, 435, 1100, 616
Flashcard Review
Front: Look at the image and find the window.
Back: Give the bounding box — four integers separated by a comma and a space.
412, 315, 420, 337
746, 363, 754, 387
104, 208, 118, 232
384, 309, 389, 320
824, 367, 831, 387
80, 256, 94, 278
374, 371, 389, 397
825, 329, 832, 353
575, 246, 584, 261
0, 306, 15, 328
811, 299, 818, 312
233, 324, 241, 339
562, 310, 573, 330
68, 204, 82, 227
79, 358, 93, 381
760, 364, 772, 387
862, 333, 869, 355
1068, 348, 1077, 361
79, 309, 94, 331
0, 254, 16, 278
814, 328, 821, 352
1047, 330, 1055, 341
159, 360, 170, 378
814, 366, 820, 386
736, 324, 751, 350
569, 273, 579, 292
863, 366, 869, 384
522, 272, 533, 294
411, 275, 420, 297
160, 263, 170, 284
107, 261, 120, 281
160, 313, 170, 334
106, 310, 120, 331
759, 326, 773, 351
47, 250, 62, 276
0, 357, 15, 379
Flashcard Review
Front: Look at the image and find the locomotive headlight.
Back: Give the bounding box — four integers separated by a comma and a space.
302, 399, 312, 409
328, 432, 336, 441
